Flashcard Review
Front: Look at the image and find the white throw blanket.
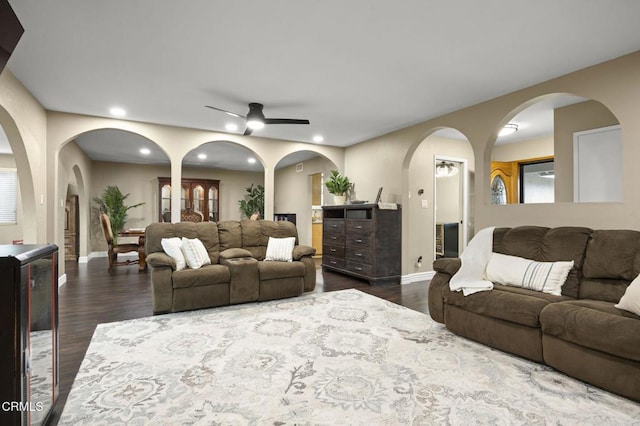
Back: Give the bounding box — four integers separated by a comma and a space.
449, 226, 495, 296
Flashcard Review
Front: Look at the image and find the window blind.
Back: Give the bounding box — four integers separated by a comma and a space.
0, 169, 17, 224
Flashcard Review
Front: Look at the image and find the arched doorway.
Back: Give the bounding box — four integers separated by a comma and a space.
274, 150, 338, 250
181, 141, 265, 222
404, 127, 474, 275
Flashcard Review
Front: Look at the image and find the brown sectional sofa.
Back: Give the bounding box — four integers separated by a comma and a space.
145, 220, 316, 314
429, 226, 640, 401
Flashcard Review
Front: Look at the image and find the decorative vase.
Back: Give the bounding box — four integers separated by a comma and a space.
333, 195, 346, 205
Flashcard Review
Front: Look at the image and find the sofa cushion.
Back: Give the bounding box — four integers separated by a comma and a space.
445, 284, 569, 327
218, 221, 243, 250
485, 253, 573, 296
580, 230, 640, 302
172, 264, 230, 289
493, 226, 592, 298
583, 230, 640, 281
258, 261, 305, 281
540, 300, 640, 362
161, 237, 186, 271
265, 237, 296, 262
181, 237, 211, 269
241, 219, 266, 247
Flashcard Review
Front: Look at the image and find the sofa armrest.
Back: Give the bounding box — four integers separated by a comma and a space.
293, 245, 316, 260
146, 252, 176, 269
433, 258, 461, 276
220, 248, 253, 260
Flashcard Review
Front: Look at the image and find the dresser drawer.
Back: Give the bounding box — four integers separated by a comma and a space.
345, 232, 372, 247
323, 255, 345, 269
346, 220, 373, 234
324, 232, 345, 245
346, 247, 372, 264
323, 245, 345, 258
323, 219, 345, 233
345, 260, 373, 276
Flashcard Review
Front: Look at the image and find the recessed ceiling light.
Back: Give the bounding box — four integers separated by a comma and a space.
247, 157, 256, 164
198, 153, 207, 160
139, 148, 151, 155
499, 123, 518, 137
109, 107, 126, 117
313, 135, 324, 143
225, 123, 238, 131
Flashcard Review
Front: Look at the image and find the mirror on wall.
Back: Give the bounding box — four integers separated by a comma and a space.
490, 94, 621, 204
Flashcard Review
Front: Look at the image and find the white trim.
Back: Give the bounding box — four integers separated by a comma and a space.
58, 273, 67, 287
401, 271, 436, 284
78, 255, 89, 264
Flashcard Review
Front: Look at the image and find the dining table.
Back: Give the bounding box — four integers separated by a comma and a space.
117, 228, 147, 271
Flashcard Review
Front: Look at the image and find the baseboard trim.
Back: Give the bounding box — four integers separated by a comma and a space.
58, 273, 67, 287
401, 271, 435, 285
86, 251, 138, 260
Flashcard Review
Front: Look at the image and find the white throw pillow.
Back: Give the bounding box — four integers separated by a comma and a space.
485, 252, 574, 296
180, 237, 211, 269
161, 237, 186, 271
615, 274, 640, 316
264, 237, 296, 262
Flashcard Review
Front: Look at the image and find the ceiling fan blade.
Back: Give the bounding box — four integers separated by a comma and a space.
263, 118, 310, 125
205, 105, 245, 119
243, 127, 254, 136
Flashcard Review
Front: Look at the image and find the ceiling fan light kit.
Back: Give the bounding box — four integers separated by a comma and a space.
205, 102, 310, 136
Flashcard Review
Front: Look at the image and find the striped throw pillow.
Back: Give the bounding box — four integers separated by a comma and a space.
485, 252, 573, 296
265, 237, 296, 262
180, 237, 211, 269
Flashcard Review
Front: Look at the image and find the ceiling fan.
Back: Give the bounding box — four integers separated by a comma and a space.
205, 102, 310, 136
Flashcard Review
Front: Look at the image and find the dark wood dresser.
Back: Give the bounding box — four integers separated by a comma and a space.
322, 204, 401, 285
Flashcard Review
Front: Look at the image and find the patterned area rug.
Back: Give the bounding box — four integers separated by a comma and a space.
60, 290, 639, 425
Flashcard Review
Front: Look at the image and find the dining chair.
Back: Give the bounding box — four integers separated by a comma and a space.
100, 213, 144, 270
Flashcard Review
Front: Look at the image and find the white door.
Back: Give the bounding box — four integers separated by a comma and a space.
573, 125, 622, 202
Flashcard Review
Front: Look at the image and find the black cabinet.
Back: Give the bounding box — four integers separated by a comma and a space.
0, 244, 59, 426
322, 204, 401, 285
273, 213, 296, 225
435, 222, 459, 258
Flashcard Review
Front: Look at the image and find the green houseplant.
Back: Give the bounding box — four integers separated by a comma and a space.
325, 169, 352, 204
238, 183, 264, 219
94, 185, 144, 243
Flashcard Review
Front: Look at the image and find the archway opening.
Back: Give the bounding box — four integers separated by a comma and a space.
274, 150, 338, 250
405, 127, 474, 273
489, 94, 621, 205
181, 141, 264, 222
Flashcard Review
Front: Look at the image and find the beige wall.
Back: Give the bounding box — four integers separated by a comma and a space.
491, 136, 554, 162
554, 100, 619, 202
2, 51, 640, 279
0, 70, 47, 244
346, 51, 640, 275
274, 155, 337, 246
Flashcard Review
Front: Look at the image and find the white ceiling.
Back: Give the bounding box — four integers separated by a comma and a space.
3, 1, 640, 167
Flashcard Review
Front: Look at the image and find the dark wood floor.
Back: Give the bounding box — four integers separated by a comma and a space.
49, 259, 430, 424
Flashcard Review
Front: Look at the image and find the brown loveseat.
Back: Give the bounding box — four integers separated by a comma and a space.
429, 226, 640, 401
145, 220, 316, 314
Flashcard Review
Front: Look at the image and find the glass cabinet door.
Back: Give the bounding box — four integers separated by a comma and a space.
208, 186, 218, 221
158, 178, 220, 222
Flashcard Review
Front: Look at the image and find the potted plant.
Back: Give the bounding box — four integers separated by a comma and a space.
325, 169, 352, 205
94, 185, 144, 244
238, 183, 264, 219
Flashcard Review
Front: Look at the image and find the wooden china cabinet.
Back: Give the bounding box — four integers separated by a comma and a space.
158, 177, 220, 222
